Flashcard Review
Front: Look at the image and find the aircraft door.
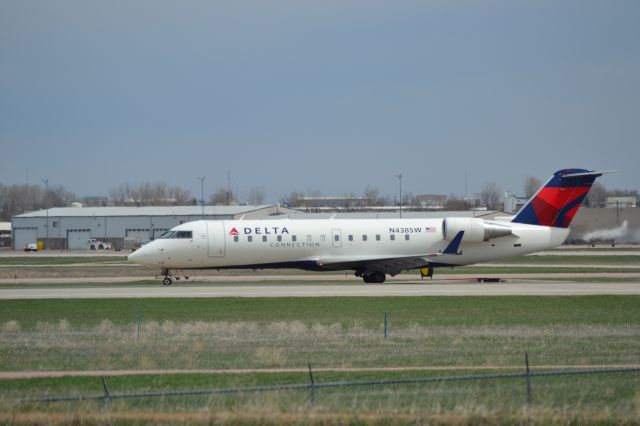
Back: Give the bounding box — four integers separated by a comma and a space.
207, 221, 226, 257
331, 228, 342, 248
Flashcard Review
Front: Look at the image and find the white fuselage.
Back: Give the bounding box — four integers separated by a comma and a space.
128, 218, 569, 272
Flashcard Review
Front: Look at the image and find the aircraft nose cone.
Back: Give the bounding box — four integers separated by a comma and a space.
127, 249, 142, 263
128, 245, 154, 265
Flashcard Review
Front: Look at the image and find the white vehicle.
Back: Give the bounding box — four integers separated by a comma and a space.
24, 243, 38, 252
87, 239, 112, 251
129, 169, 609, 285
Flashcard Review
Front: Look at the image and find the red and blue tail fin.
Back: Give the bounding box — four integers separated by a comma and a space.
512, 169, 603, 228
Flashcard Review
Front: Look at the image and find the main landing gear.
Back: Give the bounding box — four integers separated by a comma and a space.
357, 270, 386, 284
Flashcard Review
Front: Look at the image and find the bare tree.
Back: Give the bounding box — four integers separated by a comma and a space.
209, 188, 237, 205
362, 186, 380, 206
0, 183, 76, 220
247, 187, 266, 205
362, 186, 392, 206
523, 176, 542, 198
585, 182, 607, 208
279, 191, 304, 207
606, 188, 638, 197
480, 182, 501, 210
109, 182, 192, 206
167, 186, 193, 205
445, 194, 467, 211
402, 192, 415, 207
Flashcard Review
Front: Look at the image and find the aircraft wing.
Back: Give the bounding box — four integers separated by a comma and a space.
314, 231, 464, 276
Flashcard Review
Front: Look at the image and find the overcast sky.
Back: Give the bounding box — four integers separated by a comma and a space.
1, 0, 638, 202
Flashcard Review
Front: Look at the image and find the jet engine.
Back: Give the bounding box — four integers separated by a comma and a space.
443, 217, 513, 242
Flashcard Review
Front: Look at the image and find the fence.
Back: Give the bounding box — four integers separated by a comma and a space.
19, 354, 640, 410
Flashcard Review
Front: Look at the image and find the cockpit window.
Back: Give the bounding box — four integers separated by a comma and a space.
160, 231, 192, 239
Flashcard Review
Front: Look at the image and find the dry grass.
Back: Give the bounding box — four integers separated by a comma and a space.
2, 320, 640, 372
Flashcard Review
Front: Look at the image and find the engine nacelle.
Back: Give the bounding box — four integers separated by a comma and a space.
443, 217, 513, 243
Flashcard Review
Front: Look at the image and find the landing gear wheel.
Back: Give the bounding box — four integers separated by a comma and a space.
160, 268, 173, 286
362, 272, 386, 284
372, 272, 386, 284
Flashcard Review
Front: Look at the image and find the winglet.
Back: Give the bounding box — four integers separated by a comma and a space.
443, 231, 464, 255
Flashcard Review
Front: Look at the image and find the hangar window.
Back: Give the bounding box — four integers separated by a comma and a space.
277, 235, 282, 242
52, 221, 58, 228
405, 234, 410, 241
233, 236, 239, 242
262, 235, 267, 242
390, 235, 395, 241
248, 236, 253, 242
362, 235, 367, 241
348, 235, 353, 242
376, 234, 380, 241
292, 235, 297, 242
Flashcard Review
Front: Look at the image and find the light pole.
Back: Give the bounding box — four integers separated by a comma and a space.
41, 179, 49, 249
197, 177, 206, 219
396, 173, 403, 218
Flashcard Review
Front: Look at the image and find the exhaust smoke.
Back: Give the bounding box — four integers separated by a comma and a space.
582, 220, 640, 243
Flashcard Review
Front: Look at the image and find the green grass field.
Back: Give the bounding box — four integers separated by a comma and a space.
1, 296, 640, 424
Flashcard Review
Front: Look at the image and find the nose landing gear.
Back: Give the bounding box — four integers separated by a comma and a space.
161, 268, 173, 286
159, 269, 190, 286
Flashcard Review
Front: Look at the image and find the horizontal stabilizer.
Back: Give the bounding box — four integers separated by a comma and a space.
561, 170, 617, 179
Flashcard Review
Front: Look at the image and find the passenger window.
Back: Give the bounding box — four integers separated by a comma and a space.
321, 235, 326, 242
405, 234, 410, 241
362, 235, 367, 241
262, 235, 267, 242
334, 235, 339, 242
348, 235, 353, 242
390, 235, 395, 241
233, 236, 239, 242
376, 234, 380, 241
277, 235, 282, 242
248, 236, 253, 242
292, 235, 297, 242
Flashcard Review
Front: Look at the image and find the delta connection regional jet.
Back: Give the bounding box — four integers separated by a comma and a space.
129, 169, 608, 285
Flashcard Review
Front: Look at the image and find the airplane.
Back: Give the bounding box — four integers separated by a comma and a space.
128, 169, 608, 285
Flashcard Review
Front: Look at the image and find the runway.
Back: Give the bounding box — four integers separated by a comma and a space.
1, 282, 640, 299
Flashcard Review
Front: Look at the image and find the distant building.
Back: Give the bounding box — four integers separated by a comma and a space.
605, 197, 636, 208
11, 205, 289, 250
414, 194, 447, 209
503, 192, 527, 214
0, 222, 11, 249
82, 196, 109, 207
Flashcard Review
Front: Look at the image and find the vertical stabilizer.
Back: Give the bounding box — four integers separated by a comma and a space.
512, 169, 603, 228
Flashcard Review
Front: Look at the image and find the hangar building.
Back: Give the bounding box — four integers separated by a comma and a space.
12, 205, 286, 250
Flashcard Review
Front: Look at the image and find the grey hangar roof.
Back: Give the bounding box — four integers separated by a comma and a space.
14, 205, 281, 218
